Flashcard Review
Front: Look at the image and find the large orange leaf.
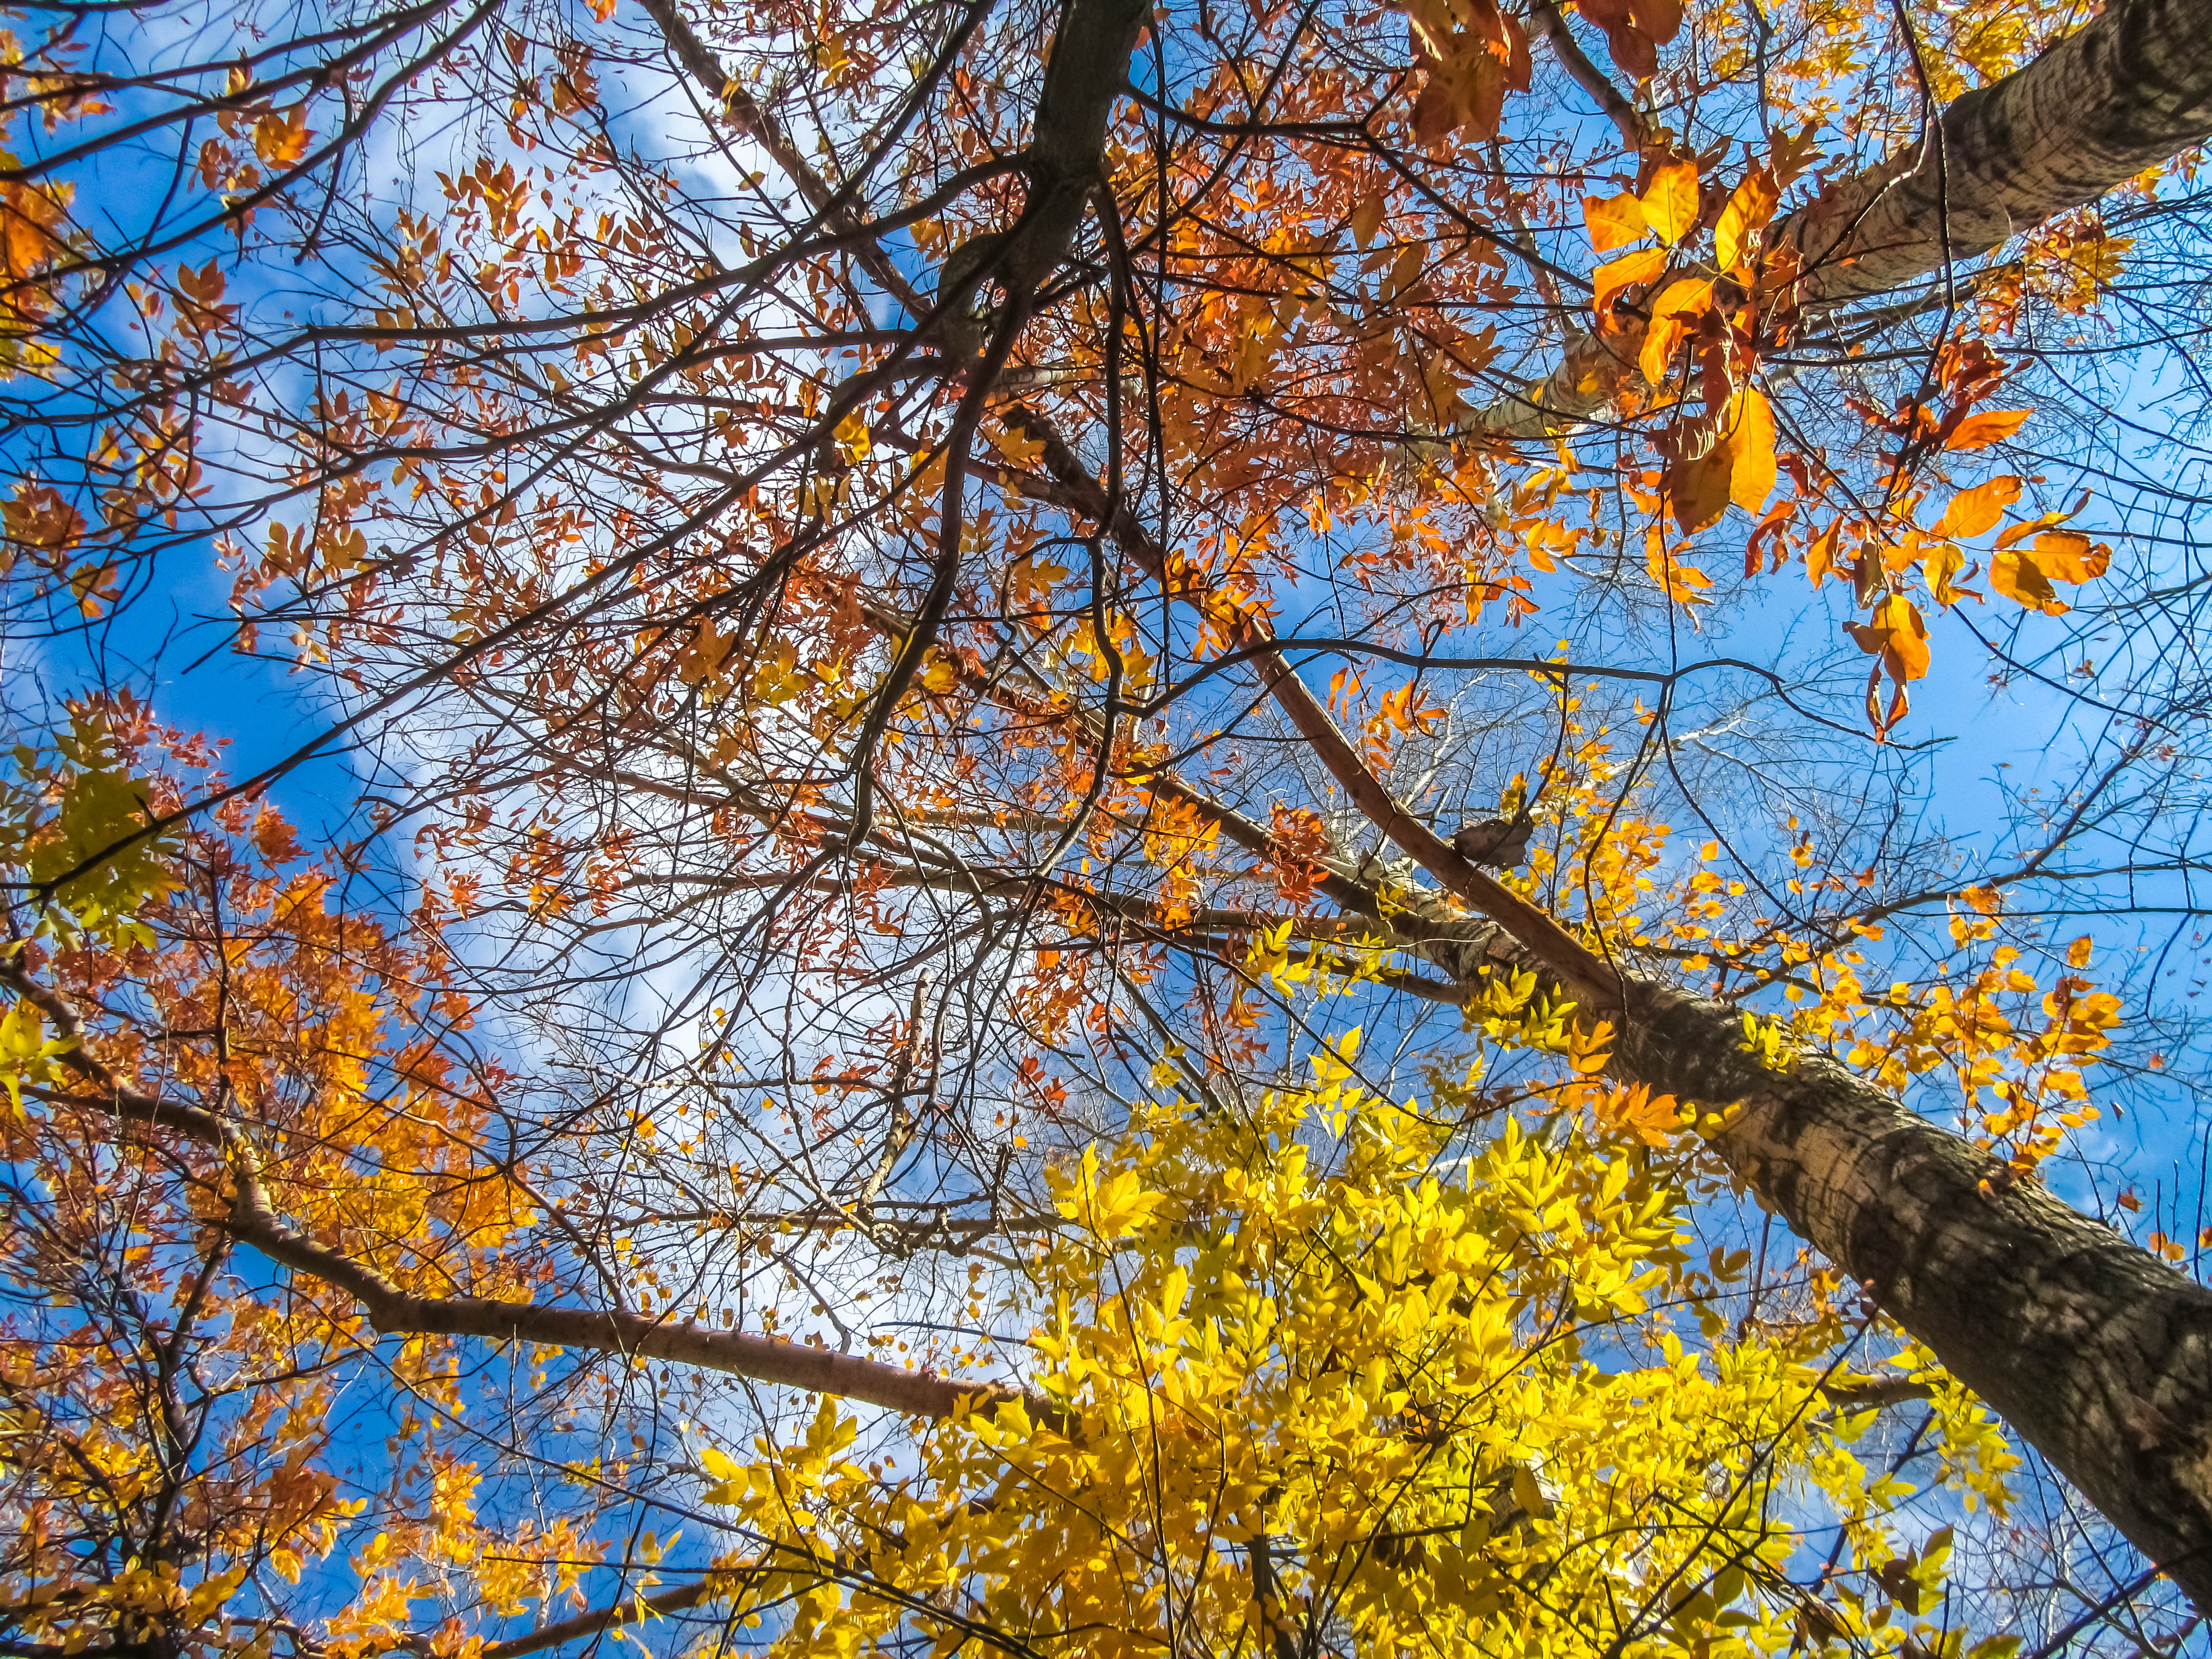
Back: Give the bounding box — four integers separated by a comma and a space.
1845, 594, 1931, 682
1582, 192, 1649, 252
1944, 409, 2031, 451
1933, 476, 2021, 539
1592, 246, 1667, 321
1989, 547, 2067, 614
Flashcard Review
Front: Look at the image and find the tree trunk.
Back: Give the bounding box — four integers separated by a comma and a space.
1480, 0, 2212, 437
1617, 980, 2212, 1608
1397, 912, 2212, 1603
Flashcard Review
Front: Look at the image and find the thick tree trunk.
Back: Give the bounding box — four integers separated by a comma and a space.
1784, 0, 2212, 308
1391, 920, 2212, 1604
1480, 0, 2212, 437
1618, 981, 2212, 1608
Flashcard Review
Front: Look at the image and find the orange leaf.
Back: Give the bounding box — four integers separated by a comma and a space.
1944, 409, 2031, 451
252, 104, 313, 166
1639, 276, 1711, 384
1582, 192, 1649, 252
1932, 475, 2020, 539
1844, 594, 1931, 682
1641, 161, 1699, 245
1713, 168, 1778, 270
1591, 246, 1666, 322
1988, 547, 2066, 615
1804, 520, 1840, 587
2031, 529, 2110, 583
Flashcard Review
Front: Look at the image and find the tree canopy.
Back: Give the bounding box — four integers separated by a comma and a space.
5, 0, 2212, 1654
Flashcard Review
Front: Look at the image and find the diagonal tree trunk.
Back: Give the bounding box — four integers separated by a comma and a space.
996, 403, 2212, 1608
1480, 0, 2212, 438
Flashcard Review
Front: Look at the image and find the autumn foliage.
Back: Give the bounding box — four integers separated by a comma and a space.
4, 0, 2212, 1652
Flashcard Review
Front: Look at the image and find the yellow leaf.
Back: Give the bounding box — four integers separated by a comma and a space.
252, 104, 314, 166
1728, 386, 1777, 512
1923, 540, 1966, 607
1988, 547, 2066, 615
1640, 160, 1699, 245
1581, 191, 1648, 252
834, 409, 872, 464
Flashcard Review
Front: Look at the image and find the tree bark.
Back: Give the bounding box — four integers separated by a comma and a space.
1377, 914, 2212, 1604
1616, 981, 2212, 1608
1481, 0, 2212, 437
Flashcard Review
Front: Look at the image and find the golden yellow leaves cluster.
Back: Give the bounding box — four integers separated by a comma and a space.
666, 1047, 2024, 1659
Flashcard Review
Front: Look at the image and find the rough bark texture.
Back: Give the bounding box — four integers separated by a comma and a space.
1479, 0, 2212, 437
1615, 983, 2212, 1608
1409, 922, 2212, 1607
1784, 0, 2212, 306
